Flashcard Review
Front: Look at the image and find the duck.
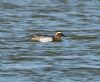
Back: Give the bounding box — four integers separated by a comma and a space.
31, 32, 66, 42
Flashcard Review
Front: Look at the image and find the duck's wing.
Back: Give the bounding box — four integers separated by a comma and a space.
31, 34, 51, 41
34, 34, 52, 38
31, 34, 41, 41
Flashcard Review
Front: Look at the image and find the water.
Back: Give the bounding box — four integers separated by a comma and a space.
0, 0, 100, 82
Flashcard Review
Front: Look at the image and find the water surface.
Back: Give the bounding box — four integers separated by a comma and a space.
0, 0, 100, 82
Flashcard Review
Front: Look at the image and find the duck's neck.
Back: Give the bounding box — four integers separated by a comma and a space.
53, 36, 61, 41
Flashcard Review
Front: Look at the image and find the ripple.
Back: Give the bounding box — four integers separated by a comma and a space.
0, 3, 21, 9
0, 0, 100, 82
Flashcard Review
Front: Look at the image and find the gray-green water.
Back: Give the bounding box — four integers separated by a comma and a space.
0, 0, 100, 82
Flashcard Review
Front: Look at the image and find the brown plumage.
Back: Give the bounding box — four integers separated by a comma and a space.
31, 32, 66, 42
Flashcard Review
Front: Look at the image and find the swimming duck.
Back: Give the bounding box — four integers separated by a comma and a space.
31, 32, 66, 42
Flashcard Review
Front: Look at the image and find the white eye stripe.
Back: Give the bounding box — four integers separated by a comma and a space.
56, 32, 62, 34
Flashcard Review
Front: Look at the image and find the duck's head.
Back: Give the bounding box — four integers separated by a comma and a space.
55, 32, 66, 39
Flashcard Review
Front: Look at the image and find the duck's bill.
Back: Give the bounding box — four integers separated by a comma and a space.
62, 34, 67, 37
